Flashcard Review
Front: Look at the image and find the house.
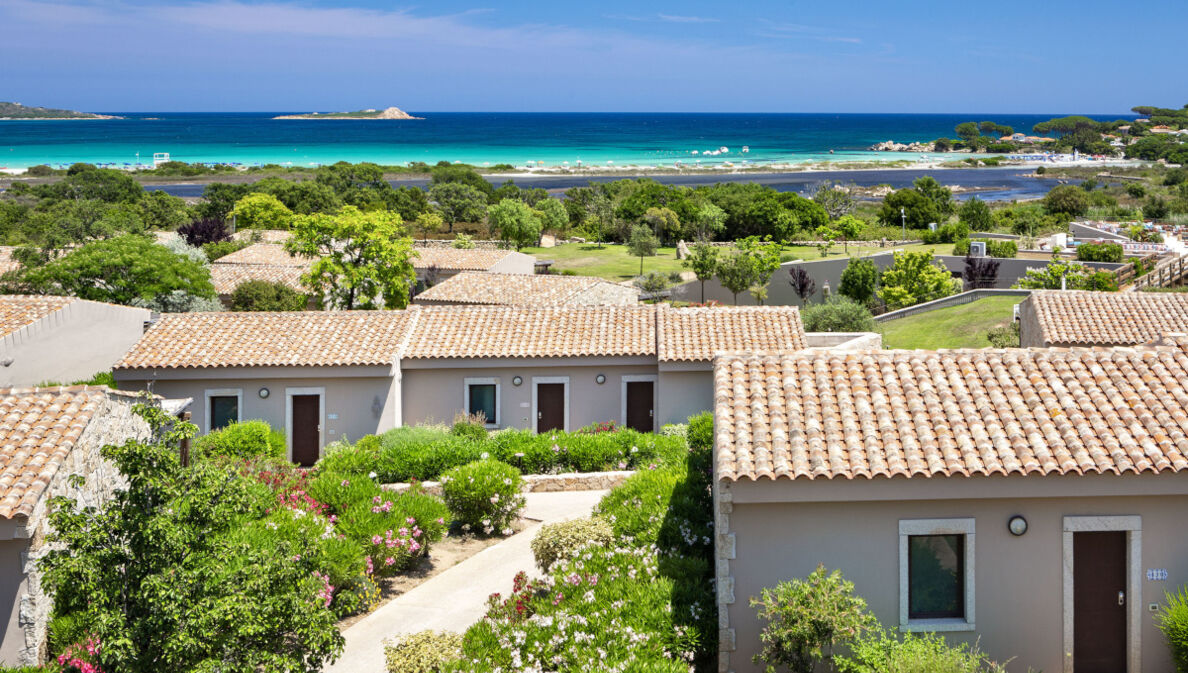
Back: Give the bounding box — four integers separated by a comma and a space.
112, 311, 413, 466
209, 263, 307, 302
0, 386, 152, 667
1018, 290, 1188, 347
411, 248, 535, 283
713, 345, 1188, 673
413, 272, 639, 306
112, 304, 807, 463
0, 296, 150, 386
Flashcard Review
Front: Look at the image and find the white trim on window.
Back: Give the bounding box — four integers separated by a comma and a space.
620, 374, 658, 428
1061, 515, 1142, 673
284, 387, 325, 463
464, 377, 501, 428
898, 518, 976, 632
531, 376, 570, 433
203, 388, 242, 433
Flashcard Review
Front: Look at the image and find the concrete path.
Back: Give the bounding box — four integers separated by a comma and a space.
326, 489, 606, 673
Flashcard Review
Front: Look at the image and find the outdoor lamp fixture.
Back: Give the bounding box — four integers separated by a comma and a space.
595, 374, 607, 385
1008, 515, 1028, 537
512, 376, 523, 386
258, 387, 270, 399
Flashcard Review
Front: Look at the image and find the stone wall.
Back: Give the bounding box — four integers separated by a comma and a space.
17, 390, 152, 666
383, 469, 634, 497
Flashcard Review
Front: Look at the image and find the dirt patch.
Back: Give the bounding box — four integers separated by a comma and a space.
336, 518, 529, 631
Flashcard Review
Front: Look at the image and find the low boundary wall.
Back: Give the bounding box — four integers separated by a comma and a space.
875, 289, 1032, 323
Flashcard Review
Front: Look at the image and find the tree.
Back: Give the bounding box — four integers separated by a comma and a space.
833, 215, 864, 253
488, 199, 543, 250
877, 251, 962, 310
634, 271, 672, 298
41, 404, 344, 673
230, 193, 294, 230
962, 254, 1001, 289
414, 211, 444, 242
955, 122, 981, 145
788, 266, 816, 303
286, 206, 416, 309
683, 243, 720, 304
1014, 260, 1118, 291
694, 203, 727, 241
22, 235, 214, 305
912, 176, 955, 218
878, 189, 940, 230
627, 224, 659, 275
717, 248, 759, 305
131, 290, 223, 313
196, 182, 251, 221
429, 165, 494, 198
814, 225, 838, 257
958, 197, 993, 232
138, 191, 192, 230
801, 297, 877, 332
838, 258, 878, 304
811, 181, 857, 220
1044, 184, 1090, 217
230, 279, 309, 311
178, 218, 231, 247
428, 183, 488, 232
641, 206, 681, 244
534, 198, 569, 235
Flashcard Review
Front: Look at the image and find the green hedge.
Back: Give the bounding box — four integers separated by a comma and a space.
316, 425, 688, 483
953, 237, 1018, 258
195, 420, 287, 461
1076, 241, 1125, 263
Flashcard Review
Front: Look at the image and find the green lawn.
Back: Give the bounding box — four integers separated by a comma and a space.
521, 242, 954, 282
880, 296, 1023, 350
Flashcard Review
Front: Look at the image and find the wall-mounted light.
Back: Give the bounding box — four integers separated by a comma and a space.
1008, 515, 1028, 537
512, 376, 523, 386
258, 387, 270, 399
595, 374, 606, 385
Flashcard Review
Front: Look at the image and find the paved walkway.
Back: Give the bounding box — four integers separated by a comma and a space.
326, 489, 606, 673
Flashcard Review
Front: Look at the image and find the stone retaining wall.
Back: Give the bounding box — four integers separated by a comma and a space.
383, 469, 635, 497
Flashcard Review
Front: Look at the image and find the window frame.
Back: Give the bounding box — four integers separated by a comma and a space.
463, 377, 500, 428
204, 388, 243, 433
898, 518, 975, 632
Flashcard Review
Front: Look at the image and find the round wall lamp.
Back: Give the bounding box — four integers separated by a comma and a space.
258, 387, 270, 399
595, 374, 607, 385
511, 376, 523, 386
1008, 515, 1028, 536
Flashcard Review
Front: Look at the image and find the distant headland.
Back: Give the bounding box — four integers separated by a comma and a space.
0, 102, 122, 120
273, 106, 423, 120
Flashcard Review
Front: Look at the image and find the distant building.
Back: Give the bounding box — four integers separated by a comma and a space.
414, 271, 639, 307
1019, 290, 1188, 347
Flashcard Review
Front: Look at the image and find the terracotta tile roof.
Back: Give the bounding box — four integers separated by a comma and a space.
714, 347, 1188, 482
412, 248, 524, 271
1029, 290, 1188, 346
403, 305, 656, 359
213, 243, 311, 268
232, 229, 292, 243
658, 305, 806, 362
0, 386, 118, 519
114, 311, 415, 369
0, 296, 76, 339
414, 272, 639, 306
210, 263, 306, 295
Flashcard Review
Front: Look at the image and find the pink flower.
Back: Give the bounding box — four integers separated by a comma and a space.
340, 479, 350, 487
406, 517, 416, 525
371, 535, 383, 545
385, 556, 396, 566
436, 517, 445, 525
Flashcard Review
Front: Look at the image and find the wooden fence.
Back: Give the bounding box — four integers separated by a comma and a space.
1129, 254, 1188, 290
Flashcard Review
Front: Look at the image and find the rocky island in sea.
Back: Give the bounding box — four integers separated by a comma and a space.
0, 102, 122, 120
273, 106, 423, 120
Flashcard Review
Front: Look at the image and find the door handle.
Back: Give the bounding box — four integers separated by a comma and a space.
537, 411, 542, 419
1118, 591, 1125, 606
649, 409, 653, 417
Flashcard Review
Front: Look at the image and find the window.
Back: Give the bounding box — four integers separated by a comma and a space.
464, 378, 499, 427
899, 519, 975, 631
206, 389, 242, 432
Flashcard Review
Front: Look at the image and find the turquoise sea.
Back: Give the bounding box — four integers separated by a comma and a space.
0, 112, 1131, 171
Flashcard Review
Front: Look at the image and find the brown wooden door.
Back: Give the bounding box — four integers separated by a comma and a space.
291, 394, 321, 467
536, 383, 565, 433
1074, 531, 1127, 673
625, 381, 654, 432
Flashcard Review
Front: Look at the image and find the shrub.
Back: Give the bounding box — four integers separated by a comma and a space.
1077, 241, 1125, 263
179, 217, 231, 246
230, 279, 308, 311
986, 322, 1020, 348
839, 258, 879, 304
440, 460, 525, 535
750, 566, 877, 673
801, 296, 878, 333
336, 486, 450, 576
686, 411, 713, 452
953, 238, 1017, 258
450, 415, 489, 441
305, 469, 384, 515
530, 517, 615, 571
1158, 586, 1188, 671
920, 221, 968, 244
201, 239, 249, 261
835, 628, 1008, 673
195, 420, 286, 461
384, 631, 463, 673
1044, 184, 1090, 216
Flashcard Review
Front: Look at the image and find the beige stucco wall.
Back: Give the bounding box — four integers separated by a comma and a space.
116, 367, 399, 456
490, 252, 536, 275
657, 369, 713, 426
0, 301, 150, 386
1017, 295, 1049, 348
401, 360, 659, 430
720, 475, 1188, 673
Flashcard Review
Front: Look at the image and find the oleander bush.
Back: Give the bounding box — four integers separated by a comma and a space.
336, 487, 450, 575
440, 460, 525, 535
384, 630, 463, 673
835, 628, 1008, 673
1158, 586, 1188, 671
530, 517, 615, 571
195, 420, 286, 461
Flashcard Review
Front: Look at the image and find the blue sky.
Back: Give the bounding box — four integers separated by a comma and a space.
3, 0, 1186, 113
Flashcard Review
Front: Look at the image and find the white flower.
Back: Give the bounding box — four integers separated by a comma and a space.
481, 452, 490, 459
368, 471, 377, 479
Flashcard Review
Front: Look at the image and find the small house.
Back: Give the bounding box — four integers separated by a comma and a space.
413, 271, 639, 306
1019, 290, 1188, 347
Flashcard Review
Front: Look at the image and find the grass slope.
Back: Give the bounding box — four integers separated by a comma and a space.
880, 296, 1023, 350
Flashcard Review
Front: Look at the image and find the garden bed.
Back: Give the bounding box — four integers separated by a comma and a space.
383, 469, 635, 497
